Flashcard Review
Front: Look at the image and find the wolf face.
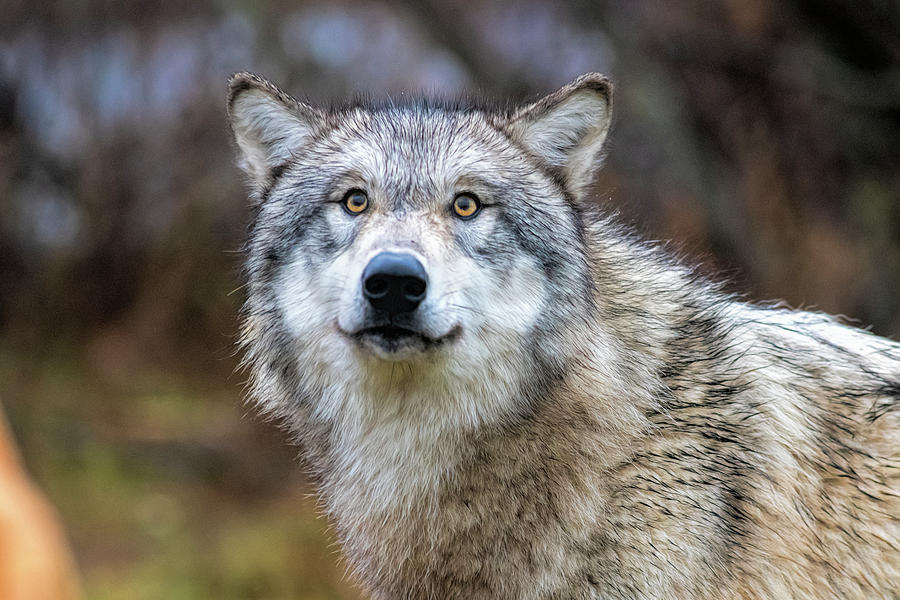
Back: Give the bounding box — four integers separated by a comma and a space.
229, 73, 611, 430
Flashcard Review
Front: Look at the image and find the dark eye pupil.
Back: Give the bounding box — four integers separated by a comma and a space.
344, 192, 368, 212
458, 198, 471, 210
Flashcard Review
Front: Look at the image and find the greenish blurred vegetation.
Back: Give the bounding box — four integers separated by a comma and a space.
0, 0, 897, 597
1, 347, 358, 599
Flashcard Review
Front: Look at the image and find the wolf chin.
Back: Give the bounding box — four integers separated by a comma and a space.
227, 72, 900, 599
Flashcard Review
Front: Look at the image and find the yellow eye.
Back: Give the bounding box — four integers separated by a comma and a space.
452, 193, 481, 219
343, 190, 369, 214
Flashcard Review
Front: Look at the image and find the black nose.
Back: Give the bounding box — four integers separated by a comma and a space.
362, 252, 428, 315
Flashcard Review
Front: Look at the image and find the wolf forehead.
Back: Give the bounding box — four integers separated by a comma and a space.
295, 113, 526, 198
227, 71, 613, 203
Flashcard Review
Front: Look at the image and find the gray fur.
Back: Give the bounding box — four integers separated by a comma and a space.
227, 72, 900, 599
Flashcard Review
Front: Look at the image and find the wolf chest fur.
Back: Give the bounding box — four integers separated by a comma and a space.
227, 72, 900, 599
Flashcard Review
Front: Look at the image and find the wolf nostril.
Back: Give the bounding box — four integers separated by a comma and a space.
404, 279, 426, 300
365, 276, 389, 298
361, 252, 428, 315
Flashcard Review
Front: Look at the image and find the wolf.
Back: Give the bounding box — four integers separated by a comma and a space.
226, 71, 900, 599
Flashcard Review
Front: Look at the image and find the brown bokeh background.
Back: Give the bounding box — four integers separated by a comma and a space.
1, 1, 898, 598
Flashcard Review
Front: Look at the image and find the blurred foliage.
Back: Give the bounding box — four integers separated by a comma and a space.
0, 0, 898, 597
0, 347, 357, 599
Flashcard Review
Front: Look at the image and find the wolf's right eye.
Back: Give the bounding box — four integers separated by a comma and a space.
452, 193, 481, 219
343, 190, 369, 215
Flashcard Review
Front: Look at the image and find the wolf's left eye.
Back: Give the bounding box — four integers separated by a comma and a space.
343, 190, 369, 215
452, 193, 481, 219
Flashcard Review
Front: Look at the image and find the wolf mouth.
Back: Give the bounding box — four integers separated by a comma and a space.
341, 323, 461, 355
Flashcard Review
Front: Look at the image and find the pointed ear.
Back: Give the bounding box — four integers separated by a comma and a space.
505, 73, 612, 196
227, 72, 324, 193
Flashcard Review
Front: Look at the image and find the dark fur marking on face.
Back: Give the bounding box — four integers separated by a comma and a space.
496, 210, 560, 275
495, 207, 593, 309
257, 162, 292, 205
270, 161, 289, 182
265, 248, 281, 264
258, 182, 276, 205
292, 203, 353, 260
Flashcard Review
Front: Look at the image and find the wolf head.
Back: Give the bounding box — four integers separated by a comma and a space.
229, 73, 613, 431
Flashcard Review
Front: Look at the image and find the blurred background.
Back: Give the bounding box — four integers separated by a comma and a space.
1, 0, 898, 598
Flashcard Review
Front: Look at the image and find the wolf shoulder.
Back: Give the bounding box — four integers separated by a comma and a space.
636, 302, 900, 597
728, 303, 900, 396
708, 302, 900, 471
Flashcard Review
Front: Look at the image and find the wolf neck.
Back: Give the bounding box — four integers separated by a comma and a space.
319, 370, 527, 516
315, 312, 667, 548
313, 321, 661, 594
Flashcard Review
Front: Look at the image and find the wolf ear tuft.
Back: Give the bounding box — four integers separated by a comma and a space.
227, 72, 323, 194
505, 73, 612, 197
